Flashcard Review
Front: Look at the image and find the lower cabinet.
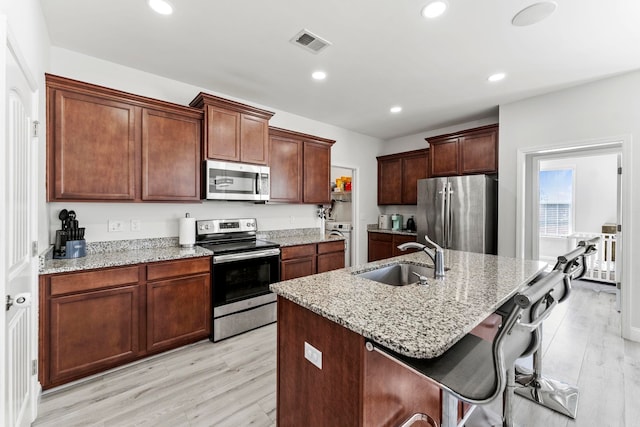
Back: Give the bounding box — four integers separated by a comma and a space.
146, 259, 211, 353
39, 256, 211, 389
280, 240, 345, 281
368, 232, 419, 262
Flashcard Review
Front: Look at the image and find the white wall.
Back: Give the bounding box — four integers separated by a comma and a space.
499, 70, 639, 339
380, 117, 498, 155
48, 48, 383, 264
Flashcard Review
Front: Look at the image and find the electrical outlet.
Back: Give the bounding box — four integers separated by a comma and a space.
108, 220, 124, 232
304, 342, 322, 369
131, 219, 141, 231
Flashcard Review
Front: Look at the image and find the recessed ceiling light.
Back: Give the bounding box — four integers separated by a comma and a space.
390, 106, 403, 113
421, 1, 448, 19
488, 72, 506, 82
512, 2, 557, 27
148, 0, 173, 15
312, 71, 327, 80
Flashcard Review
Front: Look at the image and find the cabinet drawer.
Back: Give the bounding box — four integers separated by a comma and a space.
281, 244, 316, 260
368, 232, 393, 243
318, 240, 344, 254
147, 257, 210, 281
49, 266, 140, 296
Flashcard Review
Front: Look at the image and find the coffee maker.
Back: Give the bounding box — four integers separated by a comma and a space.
53, 209, 86, 259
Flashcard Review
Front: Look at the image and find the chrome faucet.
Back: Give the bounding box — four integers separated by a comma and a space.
397, 235, 446, 279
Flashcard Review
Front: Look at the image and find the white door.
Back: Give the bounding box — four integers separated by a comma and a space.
615, 154, 623, 312
1, 18, 39, 427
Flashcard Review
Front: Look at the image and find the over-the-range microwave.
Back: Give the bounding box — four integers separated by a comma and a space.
204, 160, 270, 201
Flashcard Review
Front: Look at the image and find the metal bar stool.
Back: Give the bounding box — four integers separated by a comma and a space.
511, 237, 599, 418
367, 270, 568, 427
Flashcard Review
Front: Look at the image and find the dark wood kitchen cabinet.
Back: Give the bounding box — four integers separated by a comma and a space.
368, 232, 419, 262
317, 240, 346, 273
280, 240, 345, 281
141, 108, 201, 201
377, 149, 429, 205
190, 92, 275, 165
427, 124, 498, 177
40, 266, 142, 388
46, 74, 203, 202
39, 256, 212, 389
269, 127, 335, 204
145, 258, 211, 353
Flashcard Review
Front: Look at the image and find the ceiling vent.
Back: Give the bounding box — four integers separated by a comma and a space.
290, 29, 332, 54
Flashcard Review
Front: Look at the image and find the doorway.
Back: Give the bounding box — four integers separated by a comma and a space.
330, 165, 357, 266
521, 140, 625, 332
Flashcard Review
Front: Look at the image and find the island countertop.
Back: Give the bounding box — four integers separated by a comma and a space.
270, 250, 546, 359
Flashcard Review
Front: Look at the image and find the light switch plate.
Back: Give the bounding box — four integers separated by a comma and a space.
304, 342, 322, 369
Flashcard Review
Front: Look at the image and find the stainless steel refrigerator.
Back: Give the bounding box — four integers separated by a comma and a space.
416, 175, 497, 254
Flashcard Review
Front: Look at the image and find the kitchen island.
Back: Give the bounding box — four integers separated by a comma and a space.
270, 250, 546, 426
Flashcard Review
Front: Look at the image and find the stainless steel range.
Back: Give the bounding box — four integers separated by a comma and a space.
196, 218, 280, 342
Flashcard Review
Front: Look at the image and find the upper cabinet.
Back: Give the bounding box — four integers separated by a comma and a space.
427, 124, 498, 177
189, 93, 274, 165
268, 127, 335, 204
377, 149, 429, 205
46, 74, 203, 202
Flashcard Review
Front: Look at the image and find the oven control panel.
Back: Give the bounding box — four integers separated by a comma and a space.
196, 218, 257, 235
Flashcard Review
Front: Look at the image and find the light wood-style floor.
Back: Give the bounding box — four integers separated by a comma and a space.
34, 280, 640, 427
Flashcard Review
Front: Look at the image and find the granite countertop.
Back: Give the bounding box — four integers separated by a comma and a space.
40, 238, 213, 275
368, 228, 417, 237
260, 228, 345, 247
270, 250, 546, 359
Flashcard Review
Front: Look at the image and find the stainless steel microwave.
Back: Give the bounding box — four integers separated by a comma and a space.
204, 160, 270, 201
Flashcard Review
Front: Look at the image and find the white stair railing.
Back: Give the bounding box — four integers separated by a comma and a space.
568, 232, 616, 283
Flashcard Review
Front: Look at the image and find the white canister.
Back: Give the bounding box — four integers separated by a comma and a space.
179, 213, 196, 248
378, 214, 392, 230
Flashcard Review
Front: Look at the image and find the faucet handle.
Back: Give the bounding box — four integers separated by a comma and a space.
424, 235, 443, 252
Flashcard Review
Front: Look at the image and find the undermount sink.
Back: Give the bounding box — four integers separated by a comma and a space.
355, 262, 448, 286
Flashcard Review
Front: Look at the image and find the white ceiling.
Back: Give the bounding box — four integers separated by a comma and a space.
40, 0, 640, 140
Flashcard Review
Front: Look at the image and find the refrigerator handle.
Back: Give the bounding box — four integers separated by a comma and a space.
440, 182, 447, 246
446, 181, 453, 248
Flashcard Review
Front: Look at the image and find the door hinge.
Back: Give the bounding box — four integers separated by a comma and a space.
618, 166, 622, 175
32, 241, 38, 257
32, 359, 38, 376
618, 224, 622, 232
32, 120, 40, 138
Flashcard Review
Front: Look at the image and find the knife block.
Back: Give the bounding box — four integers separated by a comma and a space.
53, 230, 87, 259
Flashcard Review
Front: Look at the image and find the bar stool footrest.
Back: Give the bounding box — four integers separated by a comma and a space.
514, 375, 579, 419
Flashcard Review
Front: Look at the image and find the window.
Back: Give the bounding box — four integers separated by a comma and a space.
539, 168, 574, 236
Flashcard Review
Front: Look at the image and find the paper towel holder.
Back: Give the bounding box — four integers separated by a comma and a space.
179, 213, 196, 248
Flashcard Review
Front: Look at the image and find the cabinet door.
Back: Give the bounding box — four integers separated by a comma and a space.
303, 141, 331, 204
401, 152, 429, 204
281, 258, 316, 280
430, 138, 460, 177
48, 285, 141, 385
317, 251, 345, 273
269, 135, 303, 202
459, 129, 498, 174
368, 233, 393, 262
146, 273, 211, 353
378, 158, 402, 205
142, 108, 201, 201
240, 114, 269, 165
49, 88, 137, 201
205, 105, 240, 161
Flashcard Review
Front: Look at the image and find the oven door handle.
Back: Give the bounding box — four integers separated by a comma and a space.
213, 248, 281, 264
